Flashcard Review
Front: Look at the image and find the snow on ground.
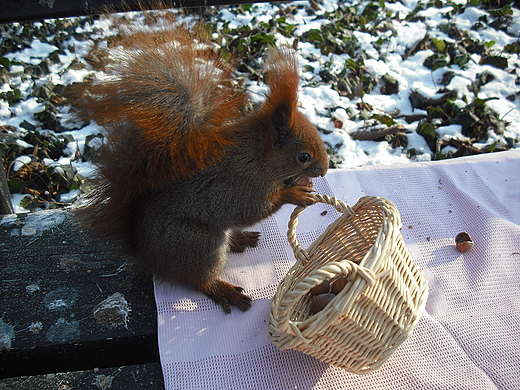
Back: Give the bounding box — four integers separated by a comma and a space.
1, 0, 519, 212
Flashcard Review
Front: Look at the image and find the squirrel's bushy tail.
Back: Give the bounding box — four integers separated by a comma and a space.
79, 24, 247, 189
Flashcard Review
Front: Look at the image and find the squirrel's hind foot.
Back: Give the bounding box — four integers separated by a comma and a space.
229, 231, 261, 253
200, 279, 252, 313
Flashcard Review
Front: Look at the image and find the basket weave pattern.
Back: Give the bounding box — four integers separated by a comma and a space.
268, 195, 428, 374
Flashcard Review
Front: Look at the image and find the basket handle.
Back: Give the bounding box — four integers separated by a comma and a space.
287, 194, 354, 263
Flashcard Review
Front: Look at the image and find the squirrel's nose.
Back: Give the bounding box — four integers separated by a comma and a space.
319, 167, 328, 177
313, 165, 328, 178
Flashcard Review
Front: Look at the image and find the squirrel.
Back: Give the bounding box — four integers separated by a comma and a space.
71, 21, 329, 313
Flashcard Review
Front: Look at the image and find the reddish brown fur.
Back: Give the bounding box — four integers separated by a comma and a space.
70, 18, 329, 312
263, 48, 299, 118
74, 25, 245, 194
71, 25, 248, 246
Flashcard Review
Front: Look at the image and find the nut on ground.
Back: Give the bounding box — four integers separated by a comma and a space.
455, 232, 474, 252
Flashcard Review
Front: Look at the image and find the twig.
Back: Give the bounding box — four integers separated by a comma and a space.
349, 124, 409, 141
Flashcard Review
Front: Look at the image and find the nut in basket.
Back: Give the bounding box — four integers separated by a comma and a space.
268, 195, 428, 374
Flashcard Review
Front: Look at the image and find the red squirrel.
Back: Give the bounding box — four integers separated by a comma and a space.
72, 21, 329, 313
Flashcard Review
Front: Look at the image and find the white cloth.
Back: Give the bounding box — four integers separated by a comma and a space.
154, 149, 520, 390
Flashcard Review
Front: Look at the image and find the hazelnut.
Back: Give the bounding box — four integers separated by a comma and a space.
455, 232, 474, 252
330, 274, 348, 294
309, 279, 330, 296
310, 293, 336, 314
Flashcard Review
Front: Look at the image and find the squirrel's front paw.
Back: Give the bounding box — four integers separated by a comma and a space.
199, 279, 252, 313
283, 186, 317, 207
229, 231, 261, 253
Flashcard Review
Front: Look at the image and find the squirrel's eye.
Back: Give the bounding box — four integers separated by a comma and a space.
298, 153, 311, 163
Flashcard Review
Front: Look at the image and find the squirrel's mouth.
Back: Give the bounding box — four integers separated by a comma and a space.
284, 176, 314, 188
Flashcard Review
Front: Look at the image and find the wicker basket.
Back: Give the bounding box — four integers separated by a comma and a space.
268, 195, 428, 374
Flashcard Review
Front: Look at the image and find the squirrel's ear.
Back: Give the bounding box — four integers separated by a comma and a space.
264, 47, 300, 144
271, 101, 293, 145
272, 101, 292, 128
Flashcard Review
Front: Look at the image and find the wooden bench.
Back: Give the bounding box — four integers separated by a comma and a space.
0, 209, 164, 388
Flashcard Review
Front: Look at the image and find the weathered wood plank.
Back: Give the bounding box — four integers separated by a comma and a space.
0, 209, 159, 380
0, 362, 164, 389
0, 0, 269, 23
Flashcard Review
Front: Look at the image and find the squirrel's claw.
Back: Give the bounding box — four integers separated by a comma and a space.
295, 186, 318, 207
200, 279, 252, 313
282, 186, 318, 208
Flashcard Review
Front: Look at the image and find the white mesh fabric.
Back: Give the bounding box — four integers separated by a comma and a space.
155, 149, 520, 389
